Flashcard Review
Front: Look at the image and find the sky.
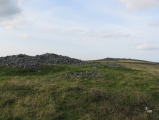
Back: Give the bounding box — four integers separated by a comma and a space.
0, 0, 159, 62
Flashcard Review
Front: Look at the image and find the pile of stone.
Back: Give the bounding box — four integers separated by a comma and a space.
65, 70, 103, 78
106, 63, 125, 68
0, 53, 85, 68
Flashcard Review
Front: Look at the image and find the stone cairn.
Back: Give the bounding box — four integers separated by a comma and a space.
0, 53, 85, 68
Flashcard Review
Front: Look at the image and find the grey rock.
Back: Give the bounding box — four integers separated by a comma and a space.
65, 70, 103, 78
0, 53, 85, 68
106, 63, 125, 68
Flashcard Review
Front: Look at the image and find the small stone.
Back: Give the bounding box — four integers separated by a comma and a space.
147, 110, 153, 113
145, 107, 148, 111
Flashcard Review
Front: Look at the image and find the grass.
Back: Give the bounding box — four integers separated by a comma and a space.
0, 60, 159, 120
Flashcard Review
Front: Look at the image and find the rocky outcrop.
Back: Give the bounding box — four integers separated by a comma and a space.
0, 53, 85, 68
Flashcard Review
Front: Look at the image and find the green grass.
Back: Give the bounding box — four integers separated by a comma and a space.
0, 61, 159, 120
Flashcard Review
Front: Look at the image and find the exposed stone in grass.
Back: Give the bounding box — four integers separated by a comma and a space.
106, 62, 125, 68
65, 71, 103, 78
147, 110, 153, 113
0, 53, 85, 68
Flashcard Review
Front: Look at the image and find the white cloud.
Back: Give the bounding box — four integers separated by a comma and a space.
18, 33, 31, 39
137, 44, 159, 50
0, 0, 22, 21
43, 27, 131, 39
5, 25, 16, 30
90, 31, 131, 38
43, 25, 88, 37
121, 0, 159, 10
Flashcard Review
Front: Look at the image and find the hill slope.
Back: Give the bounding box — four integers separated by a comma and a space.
90, 58, 159, 72
0, 56, 159, 120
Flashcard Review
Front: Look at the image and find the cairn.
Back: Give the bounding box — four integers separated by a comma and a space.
0, 53, 85, 68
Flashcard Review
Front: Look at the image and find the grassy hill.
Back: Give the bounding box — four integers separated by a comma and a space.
0, 59, 159, 120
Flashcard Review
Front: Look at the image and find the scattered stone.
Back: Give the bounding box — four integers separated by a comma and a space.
65, 71, 103, 78
0, 53, 86, 68
92, 66, 97, 69
106, 62, 125, 68
145, 107, 153, 113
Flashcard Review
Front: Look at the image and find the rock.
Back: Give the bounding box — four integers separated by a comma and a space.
106, 62, 125, 68
147, 110, 153, 113
65, 70, 103, 78
0, 53, 85, 68
145, 107, 148, 111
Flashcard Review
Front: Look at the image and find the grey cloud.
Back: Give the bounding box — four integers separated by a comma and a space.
0, 0, 21, 20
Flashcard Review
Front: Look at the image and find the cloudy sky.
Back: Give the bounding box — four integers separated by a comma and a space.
0, 0, 159, 62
